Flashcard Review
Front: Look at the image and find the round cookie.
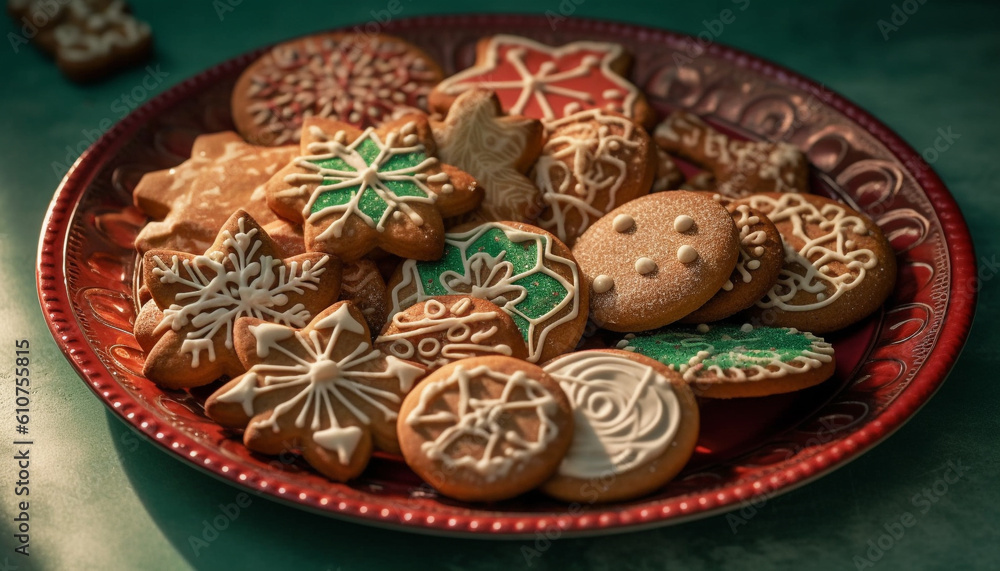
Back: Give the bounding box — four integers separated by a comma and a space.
682, 203, 784, 323
540, 349, 700, 503
572, 191, 739, 332
617, 323, 836, 398
386, 221, 589, 364
533, 109, 656, 247
232, 32, 444, 145
734, 193, 897, 333
397, 356, 574, 502
374, 296, 529, 369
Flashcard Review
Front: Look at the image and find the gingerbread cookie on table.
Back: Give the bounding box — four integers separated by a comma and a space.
137, 211, 341, 389
617, 323, 836, 398
541, 349, 699, 503
386, 221, 588, 364
654, 111, 809, 198
375, 296, 528, 369
337, 259, 389, 333
572, 191, 739, 332
232, 32, 443, 145
397, 356, 574, 502
734, 193, 897, 333
681, 203, 784, 323
430, 89, 545, 223
533, 109, 656, 247
205, 301, 426, 482
264, 115, 482, 262
429, 35, 655, 128
133, 131, 299, 255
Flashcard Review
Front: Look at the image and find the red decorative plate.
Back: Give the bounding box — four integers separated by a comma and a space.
37, 15, 976, 537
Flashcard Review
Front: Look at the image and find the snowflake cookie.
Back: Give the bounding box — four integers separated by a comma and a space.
137, 211, 341, 388
397, 356, 573, 502
265, 114, 482, 262
205, 301, 426, 482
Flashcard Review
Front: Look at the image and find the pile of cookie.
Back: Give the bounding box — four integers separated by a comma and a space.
130, 33, 896, 503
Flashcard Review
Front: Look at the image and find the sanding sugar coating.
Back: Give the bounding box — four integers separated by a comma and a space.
573, 191, 740, 332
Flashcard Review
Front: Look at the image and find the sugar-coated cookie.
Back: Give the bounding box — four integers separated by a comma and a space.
617, 323, 836, 398
572, 191, 739, 332
231, 32, 443, 145
540, 349, 699, 503
386, 221, 588, 363
682, 203, 784, 323
734, 193, 897, 333
133, 131, 297, 254
654, 111, 809, 198
264, 115, 482, 262
533, 109, 656, 247
338, 259, 388, 333
430, 89, 545, 223
205, 302, 426, 482
429, 35, 654, 127
140, 211, 341, 388
397, 356, 574, 502
375, 295, 528, 369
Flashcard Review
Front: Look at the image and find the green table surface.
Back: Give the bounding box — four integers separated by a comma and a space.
2, 1, 997, 569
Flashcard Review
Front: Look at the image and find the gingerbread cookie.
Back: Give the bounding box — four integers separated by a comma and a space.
540, 349, 699, 502
651, 146, 685, 192
338, 259, 388, 333
572, 191, 739, 332
617, 323, 836, 398
430, 35, 654, 127
397, 356, 574, 502
232, 32, 443, 145
734, 193, 897, 333
375, 296, 528, 369
205, 301, 426, 482
140, 211, 341, 388
133, 131, 298, 254
430, 89, 545, 223
264, 115, 482, 262
533, 109, 656, 247
654, 111, 809, 198
681, 203, 784, 323
386, 221, 588, 363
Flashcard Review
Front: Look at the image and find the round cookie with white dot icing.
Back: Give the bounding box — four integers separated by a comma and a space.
617, 323, 836, 398
397, 355, 574, 502
572, 191, 739, 332
682, 203, 784, 323
541, 349, 699, 503
734, 193, 897, 333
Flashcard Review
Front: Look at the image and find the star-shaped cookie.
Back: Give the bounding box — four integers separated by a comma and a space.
204, 301, 426, 482
430, 89, 544, 222
265, 114, 482, 262
137, 210, 341, 388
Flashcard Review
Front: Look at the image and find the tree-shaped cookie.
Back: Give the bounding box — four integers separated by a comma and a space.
265, 115, 482, 262
138, 211, 341, 388
204, 302, 426, 482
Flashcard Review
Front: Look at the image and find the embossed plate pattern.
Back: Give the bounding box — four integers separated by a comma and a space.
37, 15, 976, 537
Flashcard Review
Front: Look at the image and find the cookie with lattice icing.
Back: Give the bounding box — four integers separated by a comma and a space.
616, 323, 836, 398
654, 111, 809, 198
429, 34, 654, 127
204, 301, 426, 482
430, 89, 545, 223
734, 193, 897, 333
397, 355, 573, 502
540, 349, 699, 502
264, 114, 482, 262
572, 191, 739, 332
139, 210, 341, 388
375, 295, 528, 369
231, 32, 443, 146
385, 221, 588, 364
133, 131, 298, 255
533, 109, 656, 247
651, 146, 685, 192
682, 203, 784, 323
